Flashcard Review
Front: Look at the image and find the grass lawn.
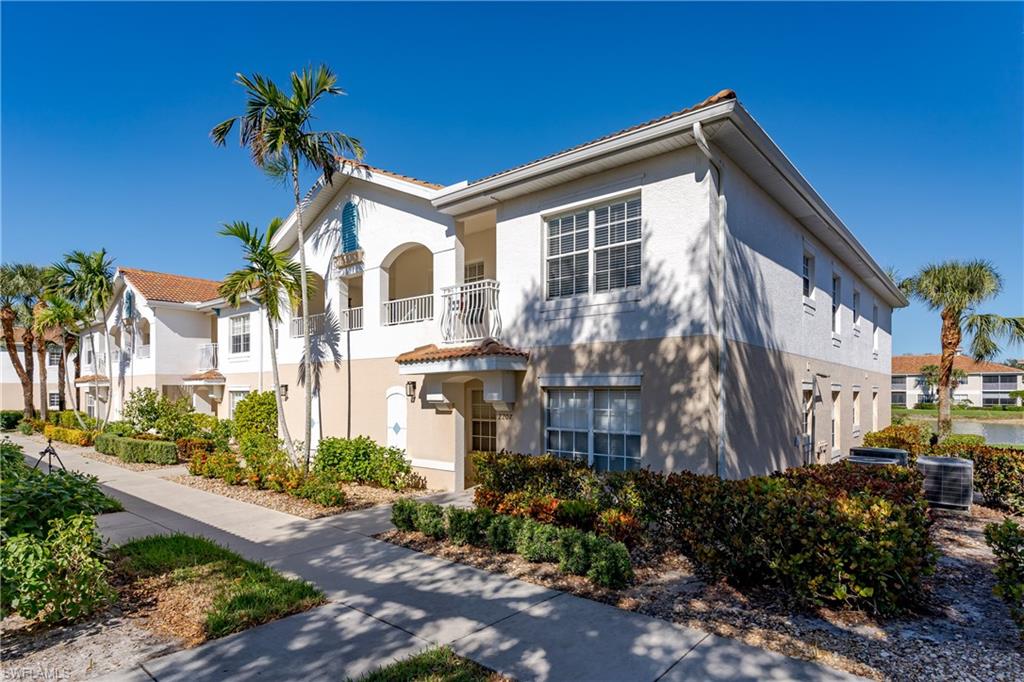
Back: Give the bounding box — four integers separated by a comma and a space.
113, 534, 324, 640
893, 406, 1023, 420
352, 647, 505, 682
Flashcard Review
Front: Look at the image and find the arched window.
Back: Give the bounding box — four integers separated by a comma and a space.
341, 201, 359, 253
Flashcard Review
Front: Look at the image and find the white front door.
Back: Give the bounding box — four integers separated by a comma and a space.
386, 386, 407, 451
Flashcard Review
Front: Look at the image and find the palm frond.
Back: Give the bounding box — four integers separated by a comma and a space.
965, 313, 1024, 361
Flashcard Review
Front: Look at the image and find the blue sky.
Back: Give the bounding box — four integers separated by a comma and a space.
2, 2, 1021, 356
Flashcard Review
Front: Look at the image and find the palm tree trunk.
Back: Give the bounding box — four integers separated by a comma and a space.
937, 309, 961, 436
292, 155, 314, 474
267, 317, 296, 459
1, 307, 35, 419
59, 333, 75, 411
23, 332, 36, 419
37, 343, 49, 422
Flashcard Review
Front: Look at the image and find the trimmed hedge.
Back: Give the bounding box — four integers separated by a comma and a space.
390, 499, 633, 588
94, 433, 177, 464
863, 423, 930, 460
471, 452, 935, 613
985, 519, 1024, 637
0, 410, 22, 430
43, 424, 97, 447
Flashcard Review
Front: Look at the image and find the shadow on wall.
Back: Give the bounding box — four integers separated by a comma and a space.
500, 206, 798, 478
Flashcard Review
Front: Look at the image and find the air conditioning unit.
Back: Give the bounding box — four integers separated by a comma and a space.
916, 455, 973, 512
849, 446, 909, 467
848, 454, 902, 467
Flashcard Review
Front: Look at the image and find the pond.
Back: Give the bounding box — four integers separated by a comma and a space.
951, 419, 1024, 445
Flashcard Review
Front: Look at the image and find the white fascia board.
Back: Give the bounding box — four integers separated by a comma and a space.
398, 356, 528, 375
724, 105, 908, 309
431, 100, 738, 213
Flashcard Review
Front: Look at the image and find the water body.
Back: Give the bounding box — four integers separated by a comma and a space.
951, 420, 1024, 445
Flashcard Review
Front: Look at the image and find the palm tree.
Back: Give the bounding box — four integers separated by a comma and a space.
0, 264, 46, 418
899, 260, 1024, 434
49, 250, 116, 427
219, 218, 302, 459
919, 364, 967, 404
34, 295, 89, 425
211, 64, 365, 471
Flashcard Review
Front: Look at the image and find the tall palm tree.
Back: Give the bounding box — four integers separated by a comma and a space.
0, 264, 46, 418
899, 260, 1024, 434
211, 64, 365, 471
49, 250, 115, 427
219, 218, 302, 460
34, 294, 89, 424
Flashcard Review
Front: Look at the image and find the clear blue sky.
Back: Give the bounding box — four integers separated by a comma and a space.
2, 2, 1021, 357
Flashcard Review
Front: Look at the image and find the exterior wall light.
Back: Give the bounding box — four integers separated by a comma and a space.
405, 381, 417, 402
279, 384, 288, 400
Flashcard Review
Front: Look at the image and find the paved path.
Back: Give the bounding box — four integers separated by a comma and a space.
9, 433, 861, 682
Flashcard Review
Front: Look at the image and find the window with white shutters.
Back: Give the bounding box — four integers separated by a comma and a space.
594, 198, 642, 292
546, 211, 589, 299
545, 387, 641, 471
230, 314, 251, 354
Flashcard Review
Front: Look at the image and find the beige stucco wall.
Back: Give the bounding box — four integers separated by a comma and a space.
723, 339, 891, 479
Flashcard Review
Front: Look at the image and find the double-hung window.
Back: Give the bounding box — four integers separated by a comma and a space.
546, 196, 642, 299
802, 253, 814, 297
545, 387, 641, 471
831, 275, 841, 333
47, 344, 61, 366
230, 314, 251, 354
48, 392, 60, 409
228, 390, 249, 418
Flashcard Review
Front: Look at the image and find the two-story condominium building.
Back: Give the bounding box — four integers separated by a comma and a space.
71, 90, 907, 490
891, 354, 1024, 408
0, 328, 69, 414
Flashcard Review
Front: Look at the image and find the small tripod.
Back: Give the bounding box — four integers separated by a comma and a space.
33, 439, 66, 472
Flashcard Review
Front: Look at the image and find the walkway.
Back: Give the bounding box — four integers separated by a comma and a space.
9, 433, 860, 682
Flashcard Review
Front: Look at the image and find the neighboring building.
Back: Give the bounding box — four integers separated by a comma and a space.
891, 354, 1024, 408
0, 328, 73, 415
60, 89, 908, 489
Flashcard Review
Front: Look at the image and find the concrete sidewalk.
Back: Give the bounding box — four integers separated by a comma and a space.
9, 433, 860, 681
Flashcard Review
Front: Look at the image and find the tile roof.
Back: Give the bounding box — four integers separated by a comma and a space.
469, 89, 737, 185
337, 160, 444, 190
892, 354, 1024, 375
395, 339, 529, 364
119, 268, 222, 304
183, 369, 225, 382
75, 374, 109, 384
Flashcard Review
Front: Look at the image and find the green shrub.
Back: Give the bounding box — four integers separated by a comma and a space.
154, 397, 199, 441
446, 507, 492, 547
485, 514, 523, 553
122, 387, 162, 433
42, 423, 95, 447
94, 432, 117, 455
472, 451, 599, 502
1, 465, 121, 539
391, 498, 419, 531
985, 518, 1024, 636
587, 539, 634, 589
233, 391, 278, 440
515, 519, 562, 563
940, 433, 986, 448
103, 420, 135, 437
556, 527, 596, 575
0, 514, 113, 623
863, 423, 930, 460
17, 420, 33, 435
57, 411, 95, 430
238, 433, 288, 488
198, 451, 242, 480
314, 436, 417, 490
554, 499, 598, 531
177, 437, 215, 462
1, 440, 25, 472
1, 410, 24, 430
414, 503, 447, 539
294, 477, 346, 507
114, 436, 178, 465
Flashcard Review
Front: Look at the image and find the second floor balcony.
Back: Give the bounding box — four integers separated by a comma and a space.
440, 279, 501, 343
198, 343, 218, 371
383, 294, 434, 327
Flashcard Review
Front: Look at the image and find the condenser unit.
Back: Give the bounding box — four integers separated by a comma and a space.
849, 446, 909, 467
915, 455, 973, 512
848, 454, 902, 467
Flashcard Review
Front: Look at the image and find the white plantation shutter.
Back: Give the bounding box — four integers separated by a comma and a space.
546, 211, 589, 298
594, 197, 642, 292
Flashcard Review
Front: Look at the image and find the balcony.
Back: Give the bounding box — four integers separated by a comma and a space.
383, 294, 433, 326
198, 343, 218, 371
290, 313, 326, 338
342, 307, 363, 331
84, 354, 107, 374
440, 279, 501, 343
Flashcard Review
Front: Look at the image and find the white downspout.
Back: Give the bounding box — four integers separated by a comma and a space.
693, 121, 728, 478
244, 294, 264, 391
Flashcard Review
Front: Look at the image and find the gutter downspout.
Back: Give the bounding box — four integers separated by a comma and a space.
693, 121, 728, 478
244, 294, 264, 391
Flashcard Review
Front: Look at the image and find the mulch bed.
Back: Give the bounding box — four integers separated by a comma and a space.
81, 450, 183, 472
171, 474, 429, 519
378, 505, 1024, 681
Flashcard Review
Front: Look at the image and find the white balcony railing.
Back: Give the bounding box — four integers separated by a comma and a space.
342, 307, 363, 331
198, 343, 218, 371
290, 313, 326, 338
383, 294, 433, 326
136, 344, 151, 359
84, 354, 107, 374
441, 279, 501, 343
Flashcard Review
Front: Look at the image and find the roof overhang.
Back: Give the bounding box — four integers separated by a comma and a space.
398, 355, 528, 376
431, 98, 906, 309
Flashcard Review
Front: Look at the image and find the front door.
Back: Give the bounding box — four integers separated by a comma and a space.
386, 386, 407, 451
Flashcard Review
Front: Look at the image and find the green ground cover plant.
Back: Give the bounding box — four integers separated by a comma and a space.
985, 519, 1024, 637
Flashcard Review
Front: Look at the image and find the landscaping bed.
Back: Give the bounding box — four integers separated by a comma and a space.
1, 535, 324, 680
352, 646, 506, 682
171, 473, 424, 519
81, 449, 182, 472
